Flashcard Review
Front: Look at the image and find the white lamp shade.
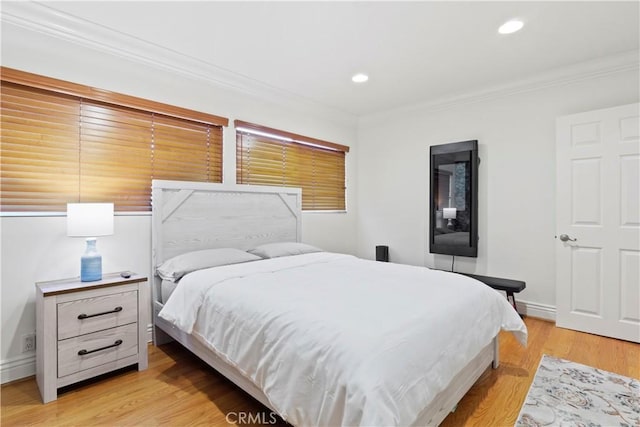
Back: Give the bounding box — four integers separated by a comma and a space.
67, 203, 114, 237
443, 207, 457, 219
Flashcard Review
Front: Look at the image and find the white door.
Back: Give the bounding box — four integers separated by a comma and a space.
556, 103, 640, 343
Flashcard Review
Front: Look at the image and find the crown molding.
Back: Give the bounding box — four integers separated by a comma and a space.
1, 1, 356, 125
360, 50, 639, 125
2, 2, 637, 126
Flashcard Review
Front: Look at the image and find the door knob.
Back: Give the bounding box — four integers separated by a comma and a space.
558, 234, 577, 242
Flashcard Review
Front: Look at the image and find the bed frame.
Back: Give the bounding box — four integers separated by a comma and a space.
151, 179, 499, 426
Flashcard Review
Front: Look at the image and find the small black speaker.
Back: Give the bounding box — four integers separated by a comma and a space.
375, 245, 389, 262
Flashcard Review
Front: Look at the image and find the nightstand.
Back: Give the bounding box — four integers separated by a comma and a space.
35, 273, 149, 403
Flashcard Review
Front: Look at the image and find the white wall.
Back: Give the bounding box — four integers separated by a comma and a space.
356, 68, 639, 316
0, 20, 358, 382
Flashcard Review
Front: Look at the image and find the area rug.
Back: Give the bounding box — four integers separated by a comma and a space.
515, 354, 639, 427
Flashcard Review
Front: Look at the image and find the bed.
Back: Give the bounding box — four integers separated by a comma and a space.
151, 180, 527, 426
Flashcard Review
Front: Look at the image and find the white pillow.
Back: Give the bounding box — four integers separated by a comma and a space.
248, 242, 322, 259
156, 248, 261, 282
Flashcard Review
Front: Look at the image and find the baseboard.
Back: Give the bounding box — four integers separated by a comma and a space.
516, 299, 556, 321
1, 324, 154, 385
1, 353, 35, 384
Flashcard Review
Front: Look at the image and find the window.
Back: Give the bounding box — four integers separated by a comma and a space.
1, 67, 227, 212
235, 120, 349, 211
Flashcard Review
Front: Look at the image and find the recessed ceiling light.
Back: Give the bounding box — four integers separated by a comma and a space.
498, 19, 524, 35
352, 73, 369, 83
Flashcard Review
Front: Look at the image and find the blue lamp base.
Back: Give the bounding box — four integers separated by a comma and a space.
80, 238, 102, 282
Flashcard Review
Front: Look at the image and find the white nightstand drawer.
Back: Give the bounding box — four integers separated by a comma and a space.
57, 290, 138, 339
57, 322, 138, 378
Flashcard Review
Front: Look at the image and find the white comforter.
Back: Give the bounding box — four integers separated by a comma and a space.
159, 252, 527, 426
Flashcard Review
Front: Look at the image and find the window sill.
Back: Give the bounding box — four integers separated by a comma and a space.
0, 211, 152, 218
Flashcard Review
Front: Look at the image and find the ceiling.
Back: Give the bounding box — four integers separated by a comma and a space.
21, 2, 640, 116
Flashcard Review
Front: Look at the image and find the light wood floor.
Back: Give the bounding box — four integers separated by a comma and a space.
2, 317, 639, 426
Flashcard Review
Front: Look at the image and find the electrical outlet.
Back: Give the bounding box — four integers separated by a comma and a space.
22, 333, 36, 353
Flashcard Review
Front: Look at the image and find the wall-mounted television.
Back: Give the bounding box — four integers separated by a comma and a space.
429, 140, 478, 257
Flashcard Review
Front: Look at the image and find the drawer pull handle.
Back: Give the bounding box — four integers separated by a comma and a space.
78, 339, 123, 356
77, 306, 123, 320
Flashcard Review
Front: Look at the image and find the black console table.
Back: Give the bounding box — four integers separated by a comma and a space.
460, 273, 526, 315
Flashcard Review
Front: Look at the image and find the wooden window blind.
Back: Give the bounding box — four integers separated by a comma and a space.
1, 68, 227, 212
235, 120, 348, 211
1, 83, 80, 212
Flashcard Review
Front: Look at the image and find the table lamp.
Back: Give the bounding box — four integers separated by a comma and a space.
443, 207, 457, 228
67, 203, 114, 282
